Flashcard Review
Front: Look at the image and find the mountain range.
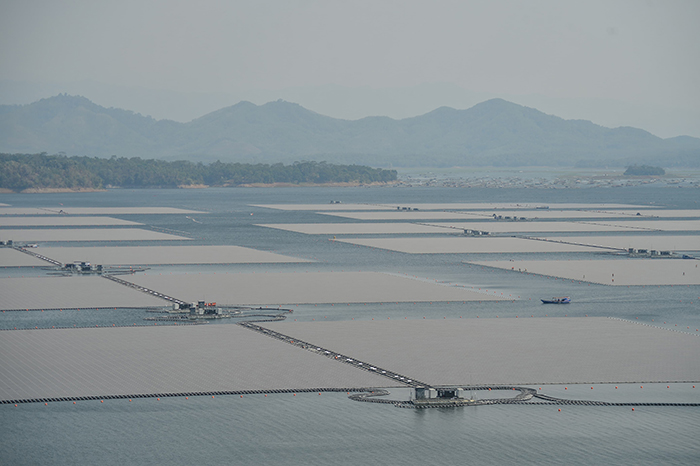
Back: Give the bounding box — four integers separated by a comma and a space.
1, 94, 698, 168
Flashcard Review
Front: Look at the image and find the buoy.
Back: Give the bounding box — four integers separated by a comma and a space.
100, 400, 104, 403
558, 409, 561, 412
73, 401, 76, 404
632, 408, 635, 411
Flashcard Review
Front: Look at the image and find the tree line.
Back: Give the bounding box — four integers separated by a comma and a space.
624, 165, 665, 176
0, 153, 397, 191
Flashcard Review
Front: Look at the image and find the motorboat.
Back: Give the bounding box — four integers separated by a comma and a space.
541, 296, 571, 304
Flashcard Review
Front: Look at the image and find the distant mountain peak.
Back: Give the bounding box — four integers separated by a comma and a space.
1, 94, 697, 167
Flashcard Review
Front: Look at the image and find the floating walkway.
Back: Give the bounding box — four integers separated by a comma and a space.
13, 246, 62, 266
240, 322, 431, 387
103, 274, 186, 307
349, 387, 700, 409
0, 387, 377, 406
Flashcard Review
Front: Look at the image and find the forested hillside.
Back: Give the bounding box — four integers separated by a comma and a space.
0, 153, 396, 191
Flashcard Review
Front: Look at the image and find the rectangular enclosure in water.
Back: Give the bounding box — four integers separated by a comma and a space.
122, 271, 500, 305
0, 276, 167, 310
425, 221, 638, 233
470, 259, 700, 286
257, 223, 453, 235
534, 235, 700, 251
0, 217, 141, 227
0, 207, 206, 215
0, 324, 390, 401
262, 317, 700, 386
320, 210, 626, 221
0, 249, 50, 267
336, 237, 608, 254
0, 228, 189, 242
37, 245, 312, 265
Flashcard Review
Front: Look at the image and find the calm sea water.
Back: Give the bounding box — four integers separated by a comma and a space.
1, 185, 699, 465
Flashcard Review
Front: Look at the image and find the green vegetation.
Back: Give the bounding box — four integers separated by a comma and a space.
0, 153, 397, 191
624, 165, 665, 176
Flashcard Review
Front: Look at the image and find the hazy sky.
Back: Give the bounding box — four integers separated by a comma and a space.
1, 0, 699, 136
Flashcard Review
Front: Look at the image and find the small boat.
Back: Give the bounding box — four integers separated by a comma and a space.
541, 296, 571, 304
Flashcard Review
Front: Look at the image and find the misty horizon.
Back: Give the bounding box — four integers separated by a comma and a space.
2, 1, 699, 139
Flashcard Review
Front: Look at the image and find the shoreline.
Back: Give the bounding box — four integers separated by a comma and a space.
0, 181, 397, 193
12, 187, 106, 194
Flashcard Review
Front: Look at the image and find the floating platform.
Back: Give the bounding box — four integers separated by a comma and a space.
533, 235, 700, 252
335, 237, 608, 254
261, 317, 700, 386
0, 276, 167, 311
251, 203, 396, 211
0, 249, 49, 267
2, 316, 696, 403
425, 221, 640, 234
470, 259, 700, 286
121, 271, 500, 305
0, 207, 206, 215
0, 324, 390, 402
257, 223, 452, 235
35, 245, 311, 266
0, 216, 141, 227
320, 210, 629, 221
0, 228, 189, 242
